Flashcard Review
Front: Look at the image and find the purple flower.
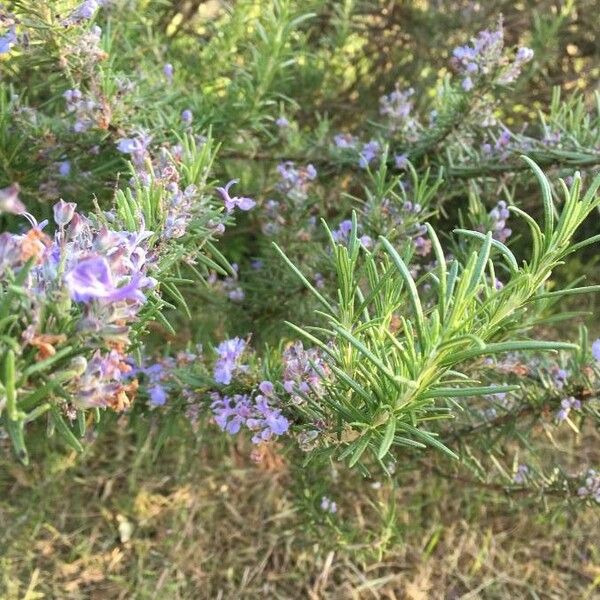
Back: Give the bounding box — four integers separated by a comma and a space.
71, 349, 133, 408
275, 162, 317, 201
228, 287, 244, 302
334, 133, 357, 149
130, 359, 184, 408
379, 87, 417, 133
394, 153, 408, 169
211, 393, 253, 434
516, 47, 534, 63
246, 395, 290, 443
0, 232, 22, 273
58, 161, 71, 177
0, 27, 17, 54
63, 88, 82, 105
497, 130, 511, 147
332, 220, 353, 243
213, 337, 247, 384
556, 396, 581, 422
216, 180, 256, 214
0, 183, 25, 215
65, 256, 150, 304
163, 63, 174, 80
591, 339, 600, 361
211, 382, 289, 444
358, 140, 380, 169
148, 384, 167, 407
320, 496, 337, 513
451, 25, 504, 79
461, 77, 474, 91
513, 464, 529, 484
453, 46, 477, 62
276, 116, 289, 128
488, 200, 512, 242
282, 342, 329, 404
53, 200, 77, 227
263, 412, 289, 436
181, 109, 193, 125
359, 235, 373, 249
578, 469, 600, 503
551, 367, 569, 390
414, 234, 431, 257
331, 219, 372, 249
64, 0, 101, 24
259, 380, 274, 396
116, 134, 151, 160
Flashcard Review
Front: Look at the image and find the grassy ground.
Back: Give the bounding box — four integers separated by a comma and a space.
1, 422, 599, 600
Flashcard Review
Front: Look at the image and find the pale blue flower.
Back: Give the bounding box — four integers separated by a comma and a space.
216, 180, 256, 214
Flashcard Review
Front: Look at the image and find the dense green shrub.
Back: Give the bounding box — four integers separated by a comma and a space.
1, 0, 599, 515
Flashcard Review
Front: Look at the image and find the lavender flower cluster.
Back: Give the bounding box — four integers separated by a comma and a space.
555, 396, 581, 422
331, 220, 373, 249
379, 87, 419, 138
213, 337, 248, 385
211, 383, 289, 444
117, 132, 236, 240
193, 339, 330, 448
282, 341, 330, 405
451, 22, 533, 91
64, 88, 109, 133
0, 6, 21, 54
327, 23, 534, 172
577, 469, 600, 503
475, 199, 512, 243
1, 193, 155, 409
276, 161, 317, 203
130, 349, 200, 408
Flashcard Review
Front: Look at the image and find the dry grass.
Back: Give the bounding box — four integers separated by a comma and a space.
1, 425, 599, 600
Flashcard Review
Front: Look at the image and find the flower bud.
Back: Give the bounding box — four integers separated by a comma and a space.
181, 109, 193, 125
53, 199, 77, 226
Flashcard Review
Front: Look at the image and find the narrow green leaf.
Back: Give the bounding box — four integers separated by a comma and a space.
348, 432, 372, 467
77, 410, 86, 437
4, 349, 17, 421
421, 384, 520, 399
378, 418, 396, 459
24, 402, 51, 424
426, 224, 447, 317
449, 340, 577, 363
397, 422, 458, 459
50, 406, 84, 453
329, 364, 374, 407
531, 285, 600, 300
509, 206, 543, 266
380, 237, 425, 346
468, 231, 493, 293
3, 415, 28, 465
522, 156, 555, 242
564, 233, 600, 255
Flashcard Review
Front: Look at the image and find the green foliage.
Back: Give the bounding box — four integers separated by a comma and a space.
283, 167, 600, 468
